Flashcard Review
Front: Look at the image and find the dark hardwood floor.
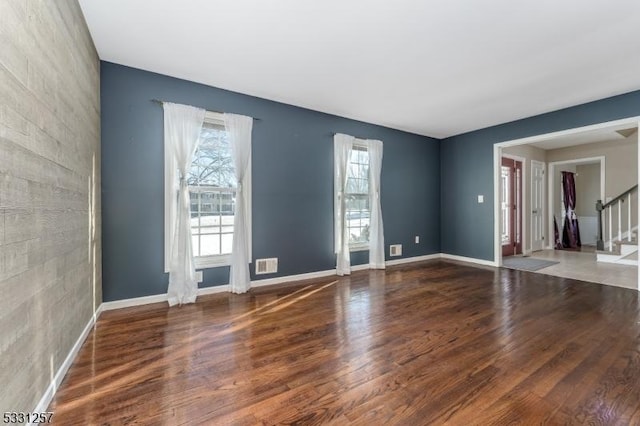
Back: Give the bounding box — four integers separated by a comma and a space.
48, 260, 640, 425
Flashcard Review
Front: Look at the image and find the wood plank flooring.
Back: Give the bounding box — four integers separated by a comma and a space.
48, 260, 640, 425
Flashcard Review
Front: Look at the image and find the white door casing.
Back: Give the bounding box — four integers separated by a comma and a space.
531, 160, 545, 252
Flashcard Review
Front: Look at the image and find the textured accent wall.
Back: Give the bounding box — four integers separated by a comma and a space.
0, 0, 101, 413
101, 62, 440, 302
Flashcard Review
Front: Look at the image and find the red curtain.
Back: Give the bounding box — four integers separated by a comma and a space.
561, 171, 581, 248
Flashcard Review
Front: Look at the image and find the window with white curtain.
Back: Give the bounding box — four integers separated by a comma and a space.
188, 117, 236, 267
345, 143, 370, 250
165, 111, 249, 270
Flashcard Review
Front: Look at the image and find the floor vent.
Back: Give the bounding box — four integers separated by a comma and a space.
255, 258, 278, 275
390, 244, 402, 257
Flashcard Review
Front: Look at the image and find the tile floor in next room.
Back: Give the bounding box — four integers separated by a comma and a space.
518, 248, 637, 290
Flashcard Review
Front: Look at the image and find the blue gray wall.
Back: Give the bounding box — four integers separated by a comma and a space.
101, 62, 440, 301
440, 90, 640, 261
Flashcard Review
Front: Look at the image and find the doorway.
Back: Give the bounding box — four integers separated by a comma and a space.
493, 117, 640, 292
501, 157, 523, 257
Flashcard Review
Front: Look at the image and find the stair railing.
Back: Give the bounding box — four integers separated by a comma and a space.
596, 184, 638, 251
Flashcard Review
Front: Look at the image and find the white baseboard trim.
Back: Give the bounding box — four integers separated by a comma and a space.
440, 253, 498, 267
31, 309, 99, 422
102, 284, 234, 311
101, 293, 168, 311
386, 253, 441, 266
252, 268, 337, 287
198, 284, 231, 295
351, 264, 370, 272
104, 254, 494, 311
102, 269, 341, 310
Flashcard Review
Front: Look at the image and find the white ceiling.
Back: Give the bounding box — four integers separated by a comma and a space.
79, 0, 640, 138
528, 126, 637, 150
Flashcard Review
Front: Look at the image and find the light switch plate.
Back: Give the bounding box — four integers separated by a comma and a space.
478, 195, 484, 203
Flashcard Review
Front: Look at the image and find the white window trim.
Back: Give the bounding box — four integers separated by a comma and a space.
350, 243, 370, 252
165, 110, 250, 272
194, 254, 231, 269
346, 139, 371, 252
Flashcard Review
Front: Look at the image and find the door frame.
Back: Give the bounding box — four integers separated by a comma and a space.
547, 157, 605, 250
502, 154, 526, 256
531, 160, 545, 252
492, 115, 640, 293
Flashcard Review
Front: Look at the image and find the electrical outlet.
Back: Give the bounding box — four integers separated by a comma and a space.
196, 271, 203, 283
390, 244, 402, 257
415, 236, 420, 244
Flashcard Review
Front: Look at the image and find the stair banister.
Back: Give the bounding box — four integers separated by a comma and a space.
596, 184, 638, 251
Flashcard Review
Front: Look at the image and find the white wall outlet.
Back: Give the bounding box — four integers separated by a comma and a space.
415, 236, 420, 244
196, 270, 203, 283
478, 195, 484, 203
390, 244, 402, 257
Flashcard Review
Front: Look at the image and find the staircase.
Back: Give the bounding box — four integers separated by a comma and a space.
596, 185, 638, 265
596, 236, 637, 265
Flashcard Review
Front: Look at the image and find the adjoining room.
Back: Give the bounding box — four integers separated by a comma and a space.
497, 123, 638, 289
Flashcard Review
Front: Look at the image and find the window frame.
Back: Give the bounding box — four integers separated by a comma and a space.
189, 185, 236, 269
345, 140, 371, 252
164, 111, 251, 272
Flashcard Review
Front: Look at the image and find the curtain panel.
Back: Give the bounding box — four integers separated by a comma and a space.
334, 133, 355, 275
368, 139, 385, 269
225, 113, 253, 294
561, 171, 581, 248
164, 102, 206, 306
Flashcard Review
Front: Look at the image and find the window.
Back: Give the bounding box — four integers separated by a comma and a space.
188, 117, 236, 267
345, 144, 370, 250
333, 133, 384, 272
165, 110, 253, 272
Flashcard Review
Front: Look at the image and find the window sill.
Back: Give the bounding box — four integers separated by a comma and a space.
349, 244, 370, 252
194, 254, 232, 269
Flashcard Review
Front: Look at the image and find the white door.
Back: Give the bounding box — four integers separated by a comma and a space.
531, 160, 545, 251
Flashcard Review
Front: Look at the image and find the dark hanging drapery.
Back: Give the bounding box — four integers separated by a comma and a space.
553, 216, 563, 249
561, 171, 581, 249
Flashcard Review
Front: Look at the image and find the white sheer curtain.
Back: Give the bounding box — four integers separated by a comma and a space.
164, 102, 206, 306
334, 133, 354, 275
368, 139, 385, 269
225, 113, 253, 294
